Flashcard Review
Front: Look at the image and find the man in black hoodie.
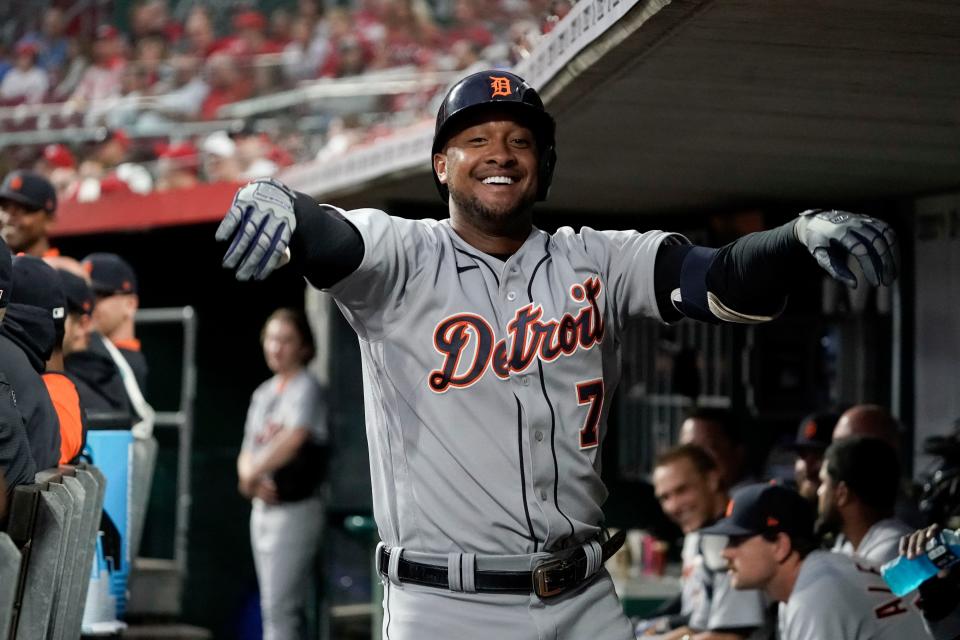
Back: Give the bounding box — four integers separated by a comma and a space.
0, 237, 40, 487
0, 251, 61, 470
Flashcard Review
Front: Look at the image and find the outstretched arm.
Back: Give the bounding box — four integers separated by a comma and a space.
216, 179, 364, 288
654, 210, 898, 323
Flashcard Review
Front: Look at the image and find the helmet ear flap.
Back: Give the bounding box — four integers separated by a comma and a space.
537, 145, 557, 201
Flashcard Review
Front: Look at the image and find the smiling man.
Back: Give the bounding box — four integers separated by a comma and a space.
216, 70, 900, 639
648, 445, 770, 640
703, 484, 931, 640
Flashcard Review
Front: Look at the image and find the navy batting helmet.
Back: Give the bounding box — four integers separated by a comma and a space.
432, 70, 557, 202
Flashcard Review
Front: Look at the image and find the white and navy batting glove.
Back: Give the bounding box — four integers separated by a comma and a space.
794, 209, 898, 288
216, 178, 296, 281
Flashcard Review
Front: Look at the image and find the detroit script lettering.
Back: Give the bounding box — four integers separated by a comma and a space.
429, 278, 605, 392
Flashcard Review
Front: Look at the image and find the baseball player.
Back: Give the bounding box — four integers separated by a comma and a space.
216, 70, 899, 639
702, 484, 931, 640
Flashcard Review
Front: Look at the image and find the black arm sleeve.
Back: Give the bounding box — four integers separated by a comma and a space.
288, 191, 364, 289
654, 219, 815, 323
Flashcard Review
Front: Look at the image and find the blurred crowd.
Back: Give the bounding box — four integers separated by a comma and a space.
0, 0, 576, 204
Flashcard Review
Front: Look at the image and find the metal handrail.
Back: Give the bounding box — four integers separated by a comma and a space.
134, 306, 197, 579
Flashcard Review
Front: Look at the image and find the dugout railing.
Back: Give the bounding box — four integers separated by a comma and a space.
1, 463, 106, 640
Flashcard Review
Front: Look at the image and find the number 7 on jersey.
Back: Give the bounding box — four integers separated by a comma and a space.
577, 379, 604, 449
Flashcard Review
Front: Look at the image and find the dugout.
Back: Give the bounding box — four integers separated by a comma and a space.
43, 0, 960, 635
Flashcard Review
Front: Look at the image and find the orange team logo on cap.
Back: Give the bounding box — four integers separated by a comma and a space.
82, 261, 93, 275
766, 517, 780, 527
803, 420, 817, 439
122, 280, 132, 291
10, 175, 22, 190
725, 499, 734, 517
490, 76, 512, 98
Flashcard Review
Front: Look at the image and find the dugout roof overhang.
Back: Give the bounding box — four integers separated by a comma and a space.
312, 0, 960, 215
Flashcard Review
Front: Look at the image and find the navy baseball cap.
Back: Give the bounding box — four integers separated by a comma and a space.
11, 255, 66, 341
82, 253, 137, 296
57, 269, 94, 316
788, 412, 839, 451
0, 237, 11, 309
0, 170, 57, 214
699, 483, 815, 539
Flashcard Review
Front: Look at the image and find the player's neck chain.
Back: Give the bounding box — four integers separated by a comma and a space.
429, 277, 605, 393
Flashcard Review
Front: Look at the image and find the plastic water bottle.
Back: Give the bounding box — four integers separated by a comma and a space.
881, 528, 960, 596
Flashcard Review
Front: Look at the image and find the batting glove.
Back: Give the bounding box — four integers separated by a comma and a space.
216, 179, 296, 281
794, 209, 898, 288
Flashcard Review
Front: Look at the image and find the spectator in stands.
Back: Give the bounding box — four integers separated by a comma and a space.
29, 7, 70, 74
183, 7, 218, 60
446, 0, 495, 50
201, 131, 243, 183
542, 0, 573, 33
0, 255, 61, 471
507, 19, 542, 65
355, 0, 387, 44
50, 37, 89, 101
228, 10, 284, 58
239, 308, 328, 640
0, 170, 58, 257
787, 411, 837, 502
0, 41, 49, 104
83, 253, 148, 391
0, 237, 37, 494
704, 484, 932, 640
282, 17, 328, 83
644, 444, 771, 639
373, 0, 441, 69
201, 53, 254, 120
235, 130, 281, 180
816, 436, 913, 564
148, 52, 209, 120
317, 9, 373, 78
154, 141, 200, 191
678, 407, 755, 492
104, 63, 152, 130
68, 25, 126, 113
129, 0, 181, 45
133, 34, 168, 89
12, 256, 86, 465
269, 7, 295, 46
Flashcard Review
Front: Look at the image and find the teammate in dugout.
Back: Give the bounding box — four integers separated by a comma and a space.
216, 70, 899, 639
702, 484, 932, 640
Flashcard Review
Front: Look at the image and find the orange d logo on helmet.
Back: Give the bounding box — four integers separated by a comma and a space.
725, 499, 734, 517
489, 76, 512, 98
803, 420, 817, 439
10, 175, 22, 190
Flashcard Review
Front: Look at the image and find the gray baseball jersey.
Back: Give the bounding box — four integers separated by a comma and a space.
325, 209, 682, 555
242, 369, 328, 454
779, 551, 932, 640
833, 518, 914, 565
682, 532, 769, 633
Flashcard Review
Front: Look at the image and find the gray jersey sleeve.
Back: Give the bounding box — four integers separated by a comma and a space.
240, 381, 269, 453
554, 227, 688, 329
325, 208, 443, 340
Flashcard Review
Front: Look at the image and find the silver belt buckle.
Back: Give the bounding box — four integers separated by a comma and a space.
532, 554, 579, 598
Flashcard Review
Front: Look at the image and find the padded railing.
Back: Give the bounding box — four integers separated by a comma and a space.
2, 463, 105, 640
